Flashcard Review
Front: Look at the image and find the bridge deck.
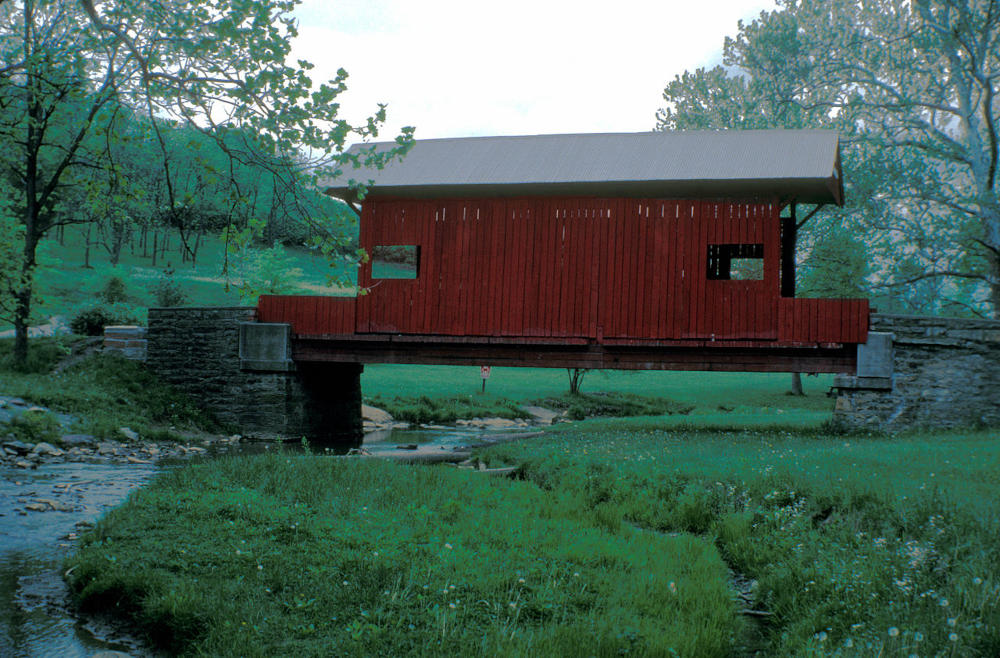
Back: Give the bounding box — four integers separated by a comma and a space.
290, 333, 856, 373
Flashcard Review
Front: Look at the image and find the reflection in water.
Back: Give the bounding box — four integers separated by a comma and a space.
0, 462, 156, 657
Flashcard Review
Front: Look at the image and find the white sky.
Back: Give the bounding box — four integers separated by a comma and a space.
291, 0, 775, 143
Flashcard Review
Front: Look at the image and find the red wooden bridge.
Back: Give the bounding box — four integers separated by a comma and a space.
258, 131, 869, 374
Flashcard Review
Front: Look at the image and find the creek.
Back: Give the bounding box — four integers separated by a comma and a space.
0, 424, 534, 656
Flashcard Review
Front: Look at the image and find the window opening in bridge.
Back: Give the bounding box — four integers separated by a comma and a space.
707, 243, 764, 280
372, 245, 420, 279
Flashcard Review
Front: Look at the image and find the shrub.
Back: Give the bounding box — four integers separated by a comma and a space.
150, 272, 187, 307
100, 275, 130, 304
70, 302, 140, 336
7, 407, 62, 443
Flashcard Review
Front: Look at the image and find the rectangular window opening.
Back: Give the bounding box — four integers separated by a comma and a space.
372, 245, 420, 279
707, 243, 764, 280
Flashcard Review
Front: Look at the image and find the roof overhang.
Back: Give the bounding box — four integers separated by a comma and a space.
324, 129, 845, 207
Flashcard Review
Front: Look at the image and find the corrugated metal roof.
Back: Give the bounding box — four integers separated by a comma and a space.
325, 130, 843, 205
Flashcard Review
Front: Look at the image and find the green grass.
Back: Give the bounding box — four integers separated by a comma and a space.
64, 426, 1000, 656
482, 423, 1000, 656
66, 454, 739, 657
363, 364, 835, 425
366, 393, 531, 424
8, 224, 357, 330
0, 336, 219, 441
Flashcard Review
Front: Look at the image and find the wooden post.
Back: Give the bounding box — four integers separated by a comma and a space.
780, 202, 797, 298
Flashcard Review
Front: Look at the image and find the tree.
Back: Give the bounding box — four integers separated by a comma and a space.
567, 368, 588, 395
702, 0, 1000, 318
0, 0, 412, 366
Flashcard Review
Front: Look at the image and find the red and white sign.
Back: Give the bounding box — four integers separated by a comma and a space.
480, 366, 491, 379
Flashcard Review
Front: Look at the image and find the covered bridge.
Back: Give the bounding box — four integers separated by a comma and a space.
257, 129, 868, 373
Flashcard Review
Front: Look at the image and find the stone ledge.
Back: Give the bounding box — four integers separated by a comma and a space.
833, 374, 893, 390
240, 359, 297, 372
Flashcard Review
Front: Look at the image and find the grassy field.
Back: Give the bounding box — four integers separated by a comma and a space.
7, 224, 354, 330
64, 423, 1000, 656
364, 364, 836, 428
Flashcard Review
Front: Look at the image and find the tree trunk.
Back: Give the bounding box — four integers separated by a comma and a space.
83, 223, 92, 268
567, 368, 588, 395
190, 231, 201, 267
151, 231, 158, 267
790, 372, 804, 396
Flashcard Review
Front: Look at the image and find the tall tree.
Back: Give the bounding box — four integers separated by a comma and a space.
685, 0, 1000, 318
0, 0, 412, 366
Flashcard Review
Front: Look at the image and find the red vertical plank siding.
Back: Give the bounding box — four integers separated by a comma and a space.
513, 201, 528, 337
294, 195, 869, 347
637, 202, 652, 337
516, 201, 530, 336
557, 202, 571, 337
577, 202, 591, 337
498, 201, 514, 336
664, 201, 675, 338
612, 198, 627, 337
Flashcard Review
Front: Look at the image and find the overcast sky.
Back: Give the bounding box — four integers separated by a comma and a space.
291, 1, 774, 143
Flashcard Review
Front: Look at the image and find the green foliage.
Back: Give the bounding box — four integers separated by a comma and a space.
659, 0, 1000, 316
149, 271, 188, 308
485, 425, 1000, 655
66, 455, 738, 656
4, 407, 61, 444
0, 336, 70, 374
535, 391, 694, 421
99, 276, 130, 304
221, 223, 307, 304
0, 0, 412, 366
367, 394, 529, 424
0, 339, 217, 439
0, 182, 26, 324
69, 302, 141, 336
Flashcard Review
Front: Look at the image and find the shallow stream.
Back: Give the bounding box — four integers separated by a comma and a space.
0, 424, 530, 656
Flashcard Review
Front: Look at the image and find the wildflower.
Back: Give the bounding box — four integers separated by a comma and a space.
949, 633, 958, 642
668, 581, 677, 595
947, 617, 957, 627
444, 543, 453, 550
517, 578, 525, 585
449, 603, 456, 609
939, 597, 949, 607
816, 631, 828, 642
914, 631, 923, 642
888, 627, 900, 637
844, 638, 854, 648
257, 564, 263, 570
342, 580, 349, 586
373, 551, 379, 557
573, 572, 580, 578
973, 577, 983, 586
449, 585, 456, 590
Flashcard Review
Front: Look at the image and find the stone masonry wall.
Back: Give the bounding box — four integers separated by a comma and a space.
146, 307, 361, 444
833, 314, 1000, 432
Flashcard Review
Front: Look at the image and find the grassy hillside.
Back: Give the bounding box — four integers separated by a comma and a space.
6, 224, 357, 330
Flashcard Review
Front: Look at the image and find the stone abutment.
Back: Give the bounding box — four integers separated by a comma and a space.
146, 307, 362, 446
833, 313, 1000, 432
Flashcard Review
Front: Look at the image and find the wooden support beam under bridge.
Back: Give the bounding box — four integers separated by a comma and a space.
291, 334, 856, 374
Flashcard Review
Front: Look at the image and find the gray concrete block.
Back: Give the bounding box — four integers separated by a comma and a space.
239, 323, 292, 370
857, 332, 893, 378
